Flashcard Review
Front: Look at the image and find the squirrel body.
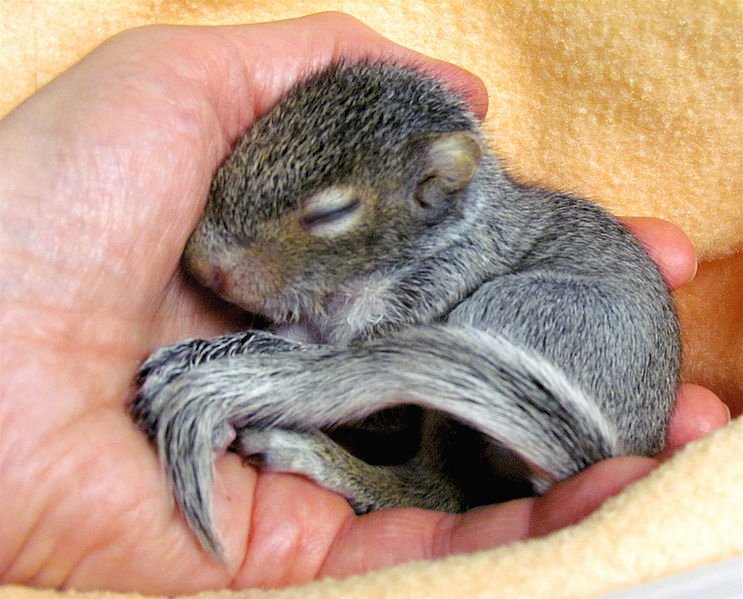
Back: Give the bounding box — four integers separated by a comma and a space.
131, 62, 680, 559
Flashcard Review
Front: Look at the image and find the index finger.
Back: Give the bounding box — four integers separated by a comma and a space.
234, 11, 490, 121
143, 12, 489, 147
621, 217, 697, 289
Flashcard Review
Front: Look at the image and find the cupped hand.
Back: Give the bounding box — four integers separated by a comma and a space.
0, 13, 729, 593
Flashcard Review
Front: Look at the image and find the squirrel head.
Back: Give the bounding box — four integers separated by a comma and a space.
184, 62, 483, 323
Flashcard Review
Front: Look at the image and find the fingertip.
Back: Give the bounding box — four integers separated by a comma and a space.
622, 217, 697, 289
666, 383, 730, 450
433, 63, 489, 120
529, 456, 657, 537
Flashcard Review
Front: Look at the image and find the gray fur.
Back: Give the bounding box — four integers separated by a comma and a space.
129, 62, 680, 559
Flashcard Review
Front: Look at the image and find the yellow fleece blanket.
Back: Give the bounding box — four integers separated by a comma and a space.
1, 1, 741, 597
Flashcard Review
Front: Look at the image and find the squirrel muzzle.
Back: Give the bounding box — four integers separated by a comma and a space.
183, 244, 285, 317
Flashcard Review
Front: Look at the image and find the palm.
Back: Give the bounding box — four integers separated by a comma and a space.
0, 16, 728, 594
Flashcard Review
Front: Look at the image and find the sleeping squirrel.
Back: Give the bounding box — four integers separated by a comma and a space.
130, 62, 681, 560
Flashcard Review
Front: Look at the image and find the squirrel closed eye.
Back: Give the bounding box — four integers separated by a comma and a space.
299, 187, 363, 235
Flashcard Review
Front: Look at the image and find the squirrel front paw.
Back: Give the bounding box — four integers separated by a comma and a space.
235, 428, 339, 472
235, 428, 374, 510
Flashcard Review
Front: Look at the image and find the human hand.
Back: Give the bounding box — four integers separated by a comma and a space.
0, 13, 729, 593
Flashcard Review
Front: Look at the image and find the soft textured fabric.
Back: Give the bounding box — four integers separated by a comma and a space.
1, 1, 741, 597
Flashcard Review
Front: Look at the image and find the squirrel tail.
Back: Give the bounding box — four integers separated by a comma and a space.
140, 324, 620, 558
356, 325, 621, 490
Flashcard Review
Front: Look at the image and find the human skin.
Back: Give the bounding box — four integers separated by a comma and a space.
0, 12, 730, 594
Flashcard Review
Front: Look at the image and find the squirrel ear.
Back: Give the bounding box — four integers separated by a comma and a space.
413, 131, 482, 212
425, 131, 482, 192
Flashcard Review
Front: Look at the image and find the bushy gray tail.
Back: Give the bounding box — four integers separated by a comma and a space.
367, 326, 620, 489
136, 325, 620, 559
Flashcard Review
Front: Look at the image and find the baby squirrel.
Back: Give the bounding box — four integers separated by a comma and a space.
130, 62, 681, 560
